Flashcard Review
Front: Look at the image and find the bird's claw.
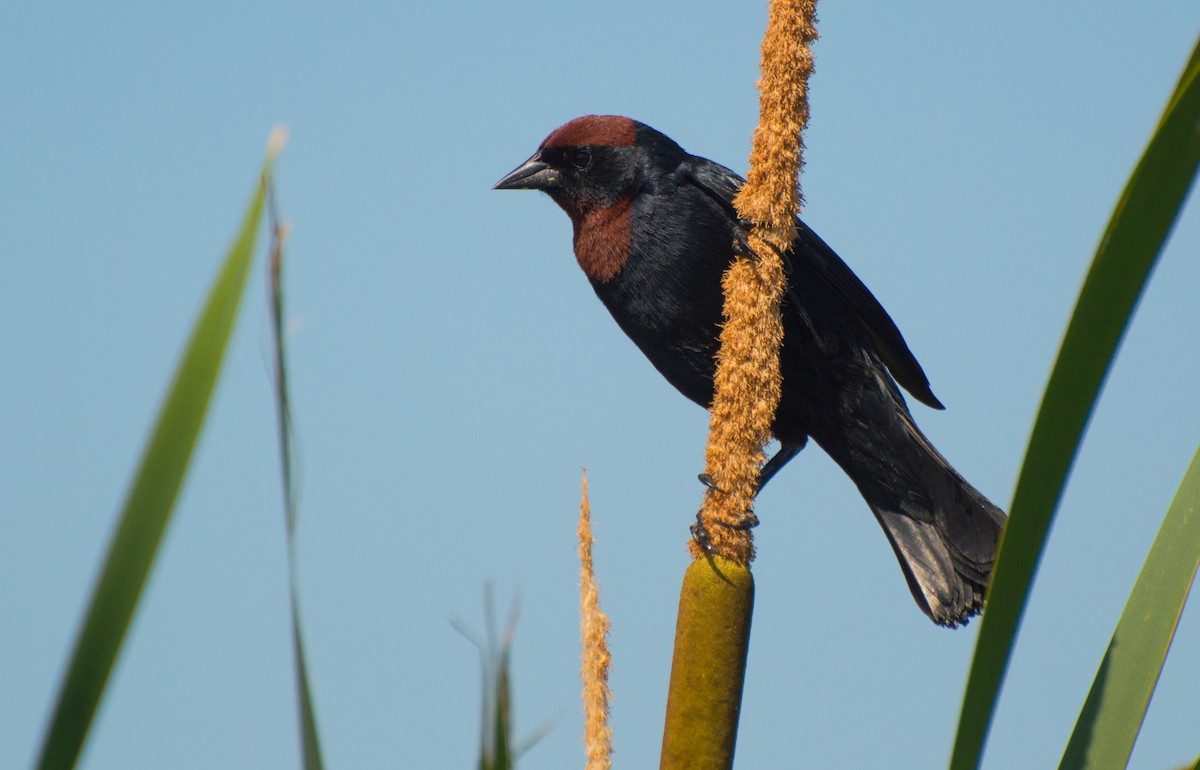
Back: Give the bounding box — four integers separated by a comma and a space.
733, 219, 791, 270
690, 514, 713, 552
690, 507, 760, 551
717, 510, 760, 530
732, 227, 757, 261
698, 472, 725, 493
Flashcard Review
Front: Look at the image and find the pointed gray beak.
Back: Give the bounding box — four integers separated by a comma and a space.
494, 154, 560, 191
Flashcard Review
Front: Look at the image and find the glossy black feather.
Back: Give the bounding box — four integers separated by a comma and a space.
685, 158, 944, 410
497, 116, 1006, 626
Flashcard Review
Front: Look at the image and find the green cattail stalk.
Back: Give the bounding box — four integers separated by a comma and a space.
660, 557, 754, 770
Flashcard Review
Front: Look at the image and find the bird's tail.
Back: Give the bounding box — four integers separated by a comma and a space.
819, 374, 1007, 627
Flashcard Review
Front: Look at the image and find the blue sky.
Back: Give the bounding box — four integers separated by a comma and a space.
3, 2, 1198, 768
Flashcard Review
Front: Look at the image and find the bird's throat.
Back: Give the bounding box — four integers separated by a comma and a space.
572, 196, 632, 283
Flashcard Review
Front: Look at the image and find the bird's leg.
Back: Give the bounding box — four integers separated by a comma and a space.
691, 439, 807, 543
757, 438, 806, 492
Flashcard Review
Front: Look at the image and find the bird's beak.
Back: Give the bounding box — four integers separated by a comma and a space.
494, 154, 560, 191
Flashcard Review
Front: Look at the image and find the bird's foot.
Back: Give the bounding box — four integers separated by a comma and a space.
731, 225, 758, 262
690, 508, 760, 551
716, 510, 760, 530
689, 515, 713, 552
697, 472, 725, 494
733, 219, 788, 264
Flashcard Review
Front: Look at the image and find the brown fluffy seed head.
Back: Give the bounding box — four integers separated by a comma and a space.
578, 471, 613, 770
736, 0, 819, 241
690, 240, 787, 563
691, 0, 819, 564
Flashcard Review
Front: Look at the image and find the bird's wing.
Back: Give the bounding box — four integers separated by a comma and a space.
685, 157, 944, 410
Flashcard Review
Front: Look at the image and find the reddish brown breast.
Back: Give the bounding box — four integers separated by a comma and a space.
572, 196, 632, 283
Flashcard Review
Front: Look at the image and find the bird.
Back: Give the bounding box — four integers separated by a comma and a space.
494, 115, 1006, 627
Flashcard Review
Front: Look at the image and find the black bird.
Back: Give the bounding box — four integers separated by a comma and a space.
495, 115, 1006, 627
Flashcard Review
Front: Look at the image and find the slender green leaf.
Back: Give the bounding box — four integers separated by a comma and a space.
266, 172, 326, 770
950, 36, 1200, 770
490, 641, 514, 770
454, 590, 521, 770
290, 601, 324, 770
1059, 444, 1200, 769
484, 595, 516, 770
36, 138, 281, 770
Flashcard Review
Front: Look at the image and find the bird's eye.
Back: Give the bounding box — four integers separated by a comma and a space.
569, 148, 592, 170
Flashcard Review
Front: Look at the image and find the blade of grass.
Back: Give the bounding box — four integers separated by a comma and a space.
490, 638, 514, 770
453, 590, 520, 770
266, 169, 325, 770
949, 36, 1200, 770
486, 595, 517, 770
1058, 443, 1200, 769
36, 132, 283, 770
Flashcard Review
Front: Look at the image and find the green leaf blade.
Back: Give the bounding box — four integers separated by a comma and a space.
950, 37, 1200, 770
266, 179, 326, 770
36, 142, 279, 770
1059, 444, 1200, 769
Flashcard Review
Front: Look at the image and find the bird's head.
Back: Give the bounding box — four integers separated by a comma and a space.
494, 115, 686, 220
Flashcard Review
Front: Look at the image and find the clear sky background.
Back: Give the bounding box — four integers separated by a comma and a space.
3, 3, 1199, 768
